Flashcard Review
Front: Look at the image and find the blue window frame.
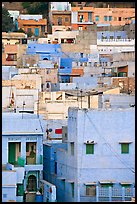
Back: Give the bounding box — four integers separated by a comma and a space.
95, 16, 99, 21
104, 16, 108, 21
109, 16, 112, 21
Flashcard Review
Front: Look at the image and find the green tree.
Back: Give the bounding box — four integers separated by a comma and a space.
2, 7, 14, 32
22, 2, 49, 18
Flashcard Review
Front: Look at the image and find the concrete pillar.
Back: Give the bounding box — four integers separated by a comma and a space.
21, 138, 26, 163
122, 187, 125, 201
109, 186, 112, 202
51, 92, 56, 101
96, 185, 99, 202
62, 92, 65, 101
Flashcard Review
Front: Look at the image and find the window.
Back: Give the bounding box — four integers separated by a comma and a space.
86, 144, 94, 154
26, 143, 29, 152
84, 62, 87, 66
62, 180, 65, 190
79, 26, 83, 31
3, 194, 7, 198
27, 28, 31, 33
117, 36, 121, 39
71, 183, 74, 197
70, 142, 74, 155
19, 142, 21, 152
6, 54, 17, 61
88, 12, 92, 22
119, 17, 122, 21
17, 184, 24, 196
121, 143, 129, 154
95, 16, 99, 21
41, 25, 45, 32
109, 16, 112, 21
80, 52, 83, 58
86, 185, 96, 196
100, 183, 113, 188
114, 17, 117, 21
65, 17, 69, 22
110, 36, 114, 39
104, 16, 108, 21
58, 17, 62, 25
80, 15, 84, 22
55, 162, 57, 174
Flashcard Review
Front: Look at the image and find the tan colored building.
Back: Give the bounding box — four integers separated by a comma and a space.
2, 32, 27, 47
2, 44, 27, 67
111, 77, 135, 94
38, 87, 120, 119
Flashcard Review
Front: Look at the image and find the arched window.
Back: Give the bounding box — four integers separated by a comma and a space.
27, 175, 37, 192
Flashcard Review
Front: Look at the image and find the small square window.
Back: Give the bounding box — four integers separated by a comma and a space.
109, 16, 112, 21
86, 144, 94, 154
70, 142, 74, 155
95, 16, 99, 21
86, 185, 96, 196
121, 143, 129, 154
3, 194, 7, 198
65, 17, 69, 22
104, 16, 108, 21
117, 36, 121, 39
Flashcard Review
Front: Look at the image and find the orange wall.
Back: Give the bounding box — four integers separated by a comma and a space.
71, 24, 89, 30
18, 18, 47, 35
71, 7, 135, 28
72, 68, 84, 76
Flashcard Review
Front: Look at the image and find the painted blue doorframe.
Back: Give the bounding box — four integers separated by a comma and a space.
35, 28, 39, 36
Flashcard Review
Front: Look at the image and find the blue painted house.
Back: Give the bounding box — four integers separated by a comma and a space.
43, 106, 135, 202
2, 113, 44, 202
58, 58, 72, 83
26, 43, 62, 60
97, 31, 127, 40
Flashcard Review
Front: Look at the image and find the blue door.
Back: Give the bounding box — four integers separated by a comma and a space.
35, 28, 39, 36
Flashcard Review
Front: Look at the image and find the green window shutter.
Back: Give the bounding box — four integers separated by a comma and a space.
71, 183, 74, 198
17, 184, 24, 196
121, 143, 129, 154
101, 183, 113, 187
71, 142, 74, 155
19, 143, 21, 152
86, 144, 94, 154
26, 143, 29, 152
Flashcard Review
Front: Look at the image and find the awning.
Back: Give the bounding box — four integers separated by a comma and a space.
84, 141, 97, 144
119, 141, 132, 144
84, 182, 97, 185
66, 180, 74, 183
57, 177, 65, 180
120, 182, 132, 185
99, 180, 114, 184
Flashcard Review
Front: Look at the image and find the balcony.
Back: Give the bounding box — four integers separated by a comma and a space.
13, 155, 43, 167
